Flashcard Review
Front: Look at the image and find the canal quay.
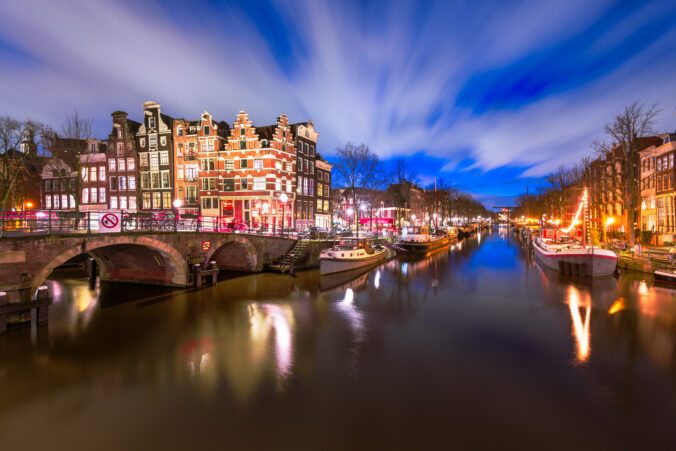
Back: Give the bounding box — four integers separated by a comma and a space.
1, 227, 675, 450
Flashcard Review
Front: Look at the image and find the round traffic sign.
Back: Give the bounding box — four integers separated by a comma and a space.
101, 213, 119, 229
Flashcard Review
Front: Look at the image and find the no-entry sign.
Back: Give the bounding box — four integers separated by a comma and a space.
99, 212, 121, 233
202, 241, 211, 251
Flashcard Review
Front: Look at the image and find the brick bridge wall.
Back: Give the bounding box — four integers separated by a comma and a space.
0, 232, 295, 299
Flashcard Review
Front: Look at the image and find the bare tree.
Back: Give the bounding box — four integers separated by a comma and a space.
47, 109, 95, 215
386, 157, 418, 230
0, 116, 50, 212
333, 142, 382, 236
596, 102, 660, 244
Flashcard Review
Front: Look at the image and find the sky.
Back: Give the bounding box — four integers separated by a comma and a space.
1, 0, 676, 208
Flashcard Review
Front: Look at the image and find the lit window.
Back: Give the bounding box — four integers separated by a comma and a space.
140, 153, 148, 167
119, 176, 127, 191
99, 187, 106, 202
90, 167, 97, 182
225, 160, 234, 170
254, 178, 266, 191
82, 188, 89, 203
129, 196, 137, 210
90, 187, 97, 203
99, 166, 105, 181
110, 196, 118, 209
120, 196, 128, 210
254, 159, 263, 169
128, 176, 136, 190
160, 152, 169, 166
127, 158, 135, 171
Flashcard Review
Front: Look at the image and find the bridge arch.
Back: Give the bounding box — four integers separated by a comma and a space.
31, 236, 187, 296
207, 235, 259, 272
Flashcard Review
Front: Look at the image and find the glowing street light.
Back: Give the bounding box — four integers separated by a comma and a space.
173, 199, 183, 209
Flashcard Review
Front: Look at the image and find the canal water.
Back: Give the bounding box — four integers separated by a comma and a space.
1, 227, 676, 450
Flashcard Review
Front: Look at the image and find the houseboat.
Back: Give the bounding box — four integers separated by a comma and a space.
532, 228, 617, 277
396, 226, 450, 254
319, 238, 393, 275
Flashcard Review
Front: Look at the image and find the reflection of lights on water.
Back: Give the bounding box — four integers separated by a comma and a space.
374, 270, 380, 289
567, 286, 591, 363
608, 298, 625, 315
638, 280, 648, 296
247, 303, 294, 381
340, 288, 354, 306
402, 263, 408, 275
477, 232, 481, 244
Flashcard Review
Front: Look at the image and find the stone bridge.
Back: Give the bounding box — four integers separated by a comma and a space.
0, 232, 296, 299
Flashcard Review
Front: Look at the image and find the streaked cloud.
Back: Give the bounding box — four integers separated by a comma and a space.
1, 0, 675, 203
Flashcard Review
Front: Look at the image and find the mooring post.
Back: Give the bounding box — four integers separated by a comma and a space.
36, 285, 49, 325
289, 253, 295, 275
0, 291, 7, 334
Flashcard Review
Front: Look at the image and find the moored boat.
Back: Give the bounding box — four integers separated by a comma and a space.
319, 238, 393, 275
654, 270, 676, 284
396, 226, 450, 254
532, 228, 617, 277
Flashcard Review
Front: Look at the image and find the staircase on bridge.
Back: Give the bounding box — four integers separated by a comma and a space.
267, 239, 311, 273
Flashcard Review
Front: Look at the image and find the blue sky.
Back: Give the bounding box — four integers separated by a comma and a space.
1, 0, 676, 207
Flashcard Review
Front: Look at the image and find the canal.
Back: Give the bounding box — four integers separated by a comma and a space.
1, 227, 676, 449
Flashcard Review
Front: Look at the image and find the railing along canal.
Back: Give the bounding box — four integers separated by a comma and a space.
0, 210, 298, 238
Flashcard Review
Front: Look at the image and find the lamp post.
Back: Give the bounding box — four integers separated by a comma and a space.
360, 204, 367, 237
411, 213, 416, 227
280, 193, 288, 236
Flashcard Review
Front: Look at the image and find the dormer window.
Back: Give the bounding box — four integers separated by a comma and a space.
204, 125, 210, 135
149, 117, 155, 128
261, 139, 269, 147
240, 127, 245, 137
177, 126, 183, 137
240, 140, 246, 150
117, 129, 122, 138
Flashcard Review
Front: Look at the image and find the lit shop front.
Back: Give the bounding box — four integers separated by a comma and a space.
219, 195, 293, 229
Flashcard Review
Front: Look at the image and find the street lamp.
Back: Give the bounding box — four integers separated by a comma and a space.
433, 212, 438, 230
280, 193, 288, 236
411, 214, 416, 226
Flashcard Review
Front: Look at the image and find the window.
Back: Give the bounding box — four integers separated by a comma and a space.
160, 152, 169, 166
318, 183, 323, 197
160, 136, 166, 146
152, 192, 161, 209
120, 196, 128, 210
141, 173, 149, 189
99, 166, 105, 181
140, 153, 148, 167
324, 199, 329, 212
241, 179, 248, 189
177, 143, 184, 157
317, 199, 322, 212
151, 172, 160, 188
303, 177, 308, 195
222, 178, 235, 191
53, 195, 59, 209
204, 125, 210, 135
140, 138, 146, 148
149, 117, 156, 129
150, 153, 159, 169
240, 159, 248, 169
109, 159, 116, 171
240, 140, 246, 150
297, 177, 303, 194
82, 167, 88, 181
149, 134, 157, 148
45, 180, 52, 191
254, 178, 266, 190
142, 192, 151, 209
46, 195, 52, 209
286, 163, 292, 172
286, 180, 291, 193
177, 164, 184, 179
116, 142, 124, 155
298, 159, 303, 172
177, 126, 183, 137
90, 187, 97, 203
119, 176, 127, 190
185, 165, 198, 180
129, 176, 136, 190
317, 171, 322, 181
254, 159, 263, 169
162, 192, 171, 209
275, 160, 282, 170
117, 129, 122, 138
201, 158, 215, 171
110, 177, 117, 190
161, 171, 170, 188
187, 186, 197, 202
111, 196, 118, 209
225, 160, 234, 170
99, 187, 106, 203
309, 179, 314, 196
309, 161, 314, 174
90, 167, 97, 182
276, 178, 281, 191
82, 188, 89, 203
129, 196, 137, 210
127, 158, 135, 171
201, 140, 214, 152
240, 126, 245, 137
202, 197, 213, 210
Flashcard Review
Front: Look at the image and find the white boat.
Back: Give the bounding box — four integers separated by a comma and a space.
319, 238, 393, 275
532, 228, 617, 277
654, 270, 676, 284
396, 226, 450, 254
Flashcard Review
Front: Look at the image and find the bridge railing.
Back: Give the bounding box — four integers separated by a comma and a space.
0, 210, 298, 238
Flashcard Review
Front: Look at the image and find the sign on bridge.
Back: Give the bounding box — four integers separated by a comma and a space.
99, 212, 121, 233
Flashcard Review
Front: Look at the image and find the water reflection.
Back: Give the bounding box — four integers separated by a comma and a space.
566, 286, 591, 363
247, 303, 294, 388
